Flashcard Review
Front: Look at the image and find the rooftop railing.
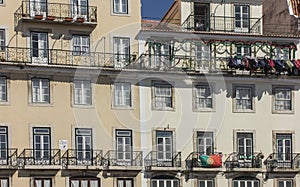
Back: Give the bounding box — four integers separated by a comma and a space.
144, 151, 181, 170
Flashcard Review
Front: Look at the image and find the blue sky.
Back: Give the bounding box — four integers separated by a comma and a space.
141, 0, 174, 20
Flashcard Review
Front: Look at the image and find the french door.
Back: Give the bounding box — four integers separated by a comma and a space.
76, 128, 92, 165
197, 132, 213, 155
234, 5, 249, 32
31, 32, 48, 64
113, 37, 130, 68
237, 133, 253, 163
30, 0, 47, 18
276, 134, 292, 168
156, 131, 173, 161
116, 130, 132, 162
33, 127, 51, 164
72, 0, 88, 19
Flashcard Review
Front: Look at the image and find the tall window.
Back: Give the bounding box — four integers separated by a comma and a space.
0, 127, 8, 164
73, 35, 90, 55
234, 5, 249, 32
194, 84, 213, 110
197, 132, 213, 155
31, 78, 50, 103
151, 178, 179, 187
234, 85, 254, 112
75, 128, 92, 164
0, 179, 8, 187
70, 178, 100, 187
274, 87, 292, 111
117, 178, 133, 187
233, 178, 259, 187
237, 132, 253, 160
0, 0, 3, 5
0, 77, 7, 102
0, 30, 5, 50
153, 82, 173, 109
113, 37, 130, 68
156, 131, 173, 161
199, 180, 214, 187
196, 44, 210, 69
114, 82, 131, 107
278, 180, 293, 187
116, 130, 132, 161
34, 178, 52, 187
113, 0, 128, 14
33, 127, 51, 164
276, 134, 292, 163
74, 80, 92, 105
31, 32, 48, 64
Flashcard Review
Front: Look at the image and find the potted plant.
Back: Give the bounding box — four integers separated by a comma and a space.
64, 17, 73, 22
22, 13, 29, 17
34, 14, 43, 20
76, 16, 85, 23
46, 15, 55, 21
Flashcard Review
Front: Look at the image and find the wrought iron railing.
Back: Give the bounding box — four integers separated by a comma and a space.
224, 152, 264, 170
18, 149, 61, 167
14, 1, 97, 27
103, 150, 143, 168
182, 14, 262, 34
61, 149, 102, 167
0, 148, 18, 167
185, 152, 222, 169
264, 153, 300, 170
144, 151, 181, 169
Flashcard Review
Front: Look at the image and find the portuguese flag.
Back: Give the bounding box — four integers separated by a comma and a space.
199, 154, 222, 168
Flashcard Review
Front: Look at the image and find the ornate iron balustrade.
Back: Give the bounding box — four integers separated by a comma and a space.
185, 152, 222, 170
144, 151, 181, 169
18, 149, 61, 167
103, 150, 143, 168
61, 149, 102, 167
0, 148, 18, 167
264, 153, 300, 171
14, 1, 97, 27
182, 14, 262, 34
224, 152, 264, 170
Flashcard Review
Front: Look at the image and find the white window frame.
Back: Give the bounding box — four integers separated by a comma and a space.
152, 82, 174, 110
234, 5, 250, 33
0, 29, 5, 50
199, 179, 214, 187
33, 127, 51, 163
31, 78, 50, 104
75, 128, 92, 163
156, 131, 173, 161
73, 35, 90, 56
113, 82, 132, 108
151, 179, 179, 187
0, 127, 8, 163
193, 84, 214, 111
237, 132, 253, 160
233, 84, 255, 113
117, 178, 133, 187
0, 77, 7, 102
116, 130, 132, 161
273, 86, 293, 114
73, 80, 92, 106
0, 178, 8, 187
197, 131, 214, 155
70, 178, 100, 187
277, 179, 293, 187
113, 0, 128, 14
33, 178, 52, 187
232, 179, 259, 187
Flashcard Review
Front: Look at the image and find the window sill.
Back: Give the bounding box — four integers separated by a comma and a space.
0, 101, 10, 106
112, 106, 134, 110
233, 109, 255, 113
72, 104, 94, 109
152, 107, 175, 112
28, 103, 53, 107
193, 108, 215, 112
272, 110, 294, 114
111, 12, 130, 17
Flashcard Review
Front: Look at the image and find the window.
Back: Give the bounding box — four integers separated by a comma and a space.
73, 35, 90, 55
151, 178, 179, 187
0, 127, 8, 164
117, 178, 133, 187
113, 0, 128, 14
273, 87, 292, 112
113, 37, 130, 68
234, 5, 249, 32
113, 82, 131, 107
197, 132, 213, 155
278, 180, 293, 187
237, 132, 253, 160
74, 80, 92, 105
234, 85, 254, 112
31, 32, 48, 64
34, 178, 52, 187
0, 0, 3, 4
199, 180, 214, 187
0, 30, 5, 50
33, 127, 51, 164
196, 44, 210, 70
153, 82, 173, 110
194, 84, 213, 110
152, 43, 171, 68
72, 0, 88, 17
0, 179, 8, 187
276, 134, 292, 165
70, 178, 100, 187
233, 179, 259, 187
116, 130, 132, 161
0, 77, 7, 102
31, 78, 50, 103
75, 128, 92, 164
156, 131, 173, 161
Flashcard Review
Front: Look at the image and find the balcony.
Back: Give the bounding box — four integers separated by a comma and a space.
0, 47, 137, 69
18, 149, 61, 170
0, 148, 18, 169
264, 153, 300, 172
144, 151, 181, 171
224, 152, 264, 172
14, 1, 97, 29
103, 150, 143, 171
185, 152, 222, 171
61, 149, 102, 170
182, 15, 262, 34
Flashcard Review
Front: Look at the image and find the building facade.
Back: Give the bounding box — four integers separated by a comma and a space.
0, 0, 300, 187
